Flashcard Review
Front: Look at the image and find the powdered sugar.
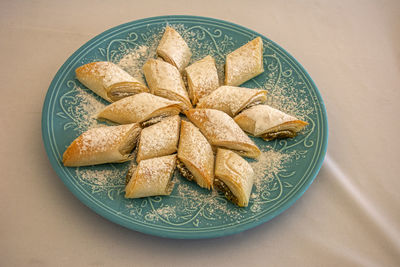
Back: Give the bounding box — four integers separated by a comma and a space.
187, 108, 255, 145
118, 45, 154, 84
136, 116, 180, 161
73, 87, 106, 132
68, 24, 310, 224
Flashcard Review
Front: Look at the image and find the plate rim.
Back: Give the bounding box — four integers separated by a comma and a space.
41, 15, 328, 239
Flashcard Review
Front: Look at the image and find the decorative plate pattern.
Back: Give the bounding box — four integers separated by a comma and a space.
41, 16, 328, 239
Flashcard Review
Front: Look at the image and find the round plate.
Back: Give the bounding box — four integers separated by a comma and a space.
42, 15, 328, 239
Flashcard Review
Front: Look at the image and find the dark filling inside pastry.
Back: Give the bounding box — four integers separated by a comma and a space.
140, 114, 169, 128
214, 178, 239, 206
176, 159, 195, 182
108, 91, 135, 101
125, 164, 137, 185
261, 130, 297, 141
120, 129, 140, 155
244, 100, 264, 110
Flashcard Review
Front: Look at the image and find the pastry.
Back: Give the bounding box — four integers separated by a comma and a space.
234, 105, 308, 140
125, 154, 177, 198
185, 55, 219, 105
62, 123, 141, 167
177, 120, 214, 189
185, 109, 261, 158
136, 115, 181, 162
156, 26, 192, 72
96, 92, 181, 126
196, 85, 267, 116
214, 148, 254, 207
225, 37, 264, 86
143, 59, 192, 109
75, 61, 148, 102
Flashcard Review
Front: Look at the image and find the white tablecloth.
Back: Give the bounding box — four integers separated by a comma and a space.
1, 0, 399, 265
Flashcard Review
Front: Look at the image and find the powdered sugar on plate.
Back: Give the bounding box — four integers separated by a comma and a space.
67, 23, 311, 222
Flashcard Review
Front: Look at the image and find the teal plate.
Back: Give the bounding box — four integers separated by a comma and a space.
42, 15, 328, 239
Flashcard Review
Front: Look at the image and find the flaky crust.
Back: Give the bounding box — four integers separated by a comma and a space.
125, 154, 177, 198
75, 61, 148, 102
185, 55, 219, 105
214, 149, 254, 207
234, 105, 308, 137
196, 86, 267, 116
96, 92, 181, 124
62, 123, 141, 167
143, 59, 191, 110
185, 109, 260, 158
177, 120, 214, 189
156, 26, 192, 72
136, 115, 181, 163
225, 37, 264, 86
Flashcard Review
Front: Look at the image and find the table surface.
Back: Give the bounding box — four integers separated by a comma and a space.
1, 0, 399, 266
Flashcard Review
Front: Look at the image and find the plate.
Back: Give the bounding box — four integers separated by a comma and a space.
42, 15, 328, 239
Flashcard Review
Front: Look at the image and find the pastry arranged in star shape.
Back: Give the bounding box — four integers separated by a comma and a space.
62, 27, 307, 207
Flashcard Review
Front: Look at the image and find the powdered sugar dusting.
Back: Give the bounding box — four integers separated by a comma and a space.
187, 109, 254, 145
118, 45, 155, 84
265, 83, 313, 121
74, 87, 106, 131
77, 164, 129, 189
67, 23, 310, 225
78, 124, 133, 153
137, 116, 180, 161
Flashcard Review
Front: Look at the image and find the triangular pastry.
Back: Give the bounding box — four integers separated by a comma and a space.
185, 55, 219, 105
177, 120, 214, 189
234, 105, 308, 140
196, 85, 267, 117
96, 92, 181, 125
75, 61, 148, 102
143, 59, 192, 110
225, 37, 264, 86
136, 115, 181, 162
185, 109, 261, 158
156, 26, 192, 72
62, 123, 141, 167
125, 154, 177, 198
214, 149, 254, 207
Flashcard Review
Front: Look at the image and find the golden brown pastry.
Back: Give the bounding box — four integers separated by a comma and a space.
75, 61, 148, 102
177, 120, 214, 189
196, 86, 267, 117
62, 123, 141, 167
143, 59, 191, 110
225, 37, 264, 86
185, 55, 219, 105
136, 115, 181, 163
156, 26, 192, 72
214, 148, 254, 207
96, 92, 181, 125
185, 109, 261, 158
234, 105, 308, 140
125, 154, 177, 198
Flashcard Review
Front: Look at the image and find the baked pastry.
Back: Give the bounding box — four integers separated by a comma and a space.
62, 123, 141, 167
75, 61, 148, 102
96, 92, 181, 126
125, 154, 177, 198
185, 109, 261, 158
136, 115, 181, 163
234, 105, 308, 140
196, 86, 267, 117
225, 37, 264, 86
143, 59, 191, 109
214, 148, 254, 207
156, 26, 192, 72
185, 55, 219, 105
177, 120, 214, 189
